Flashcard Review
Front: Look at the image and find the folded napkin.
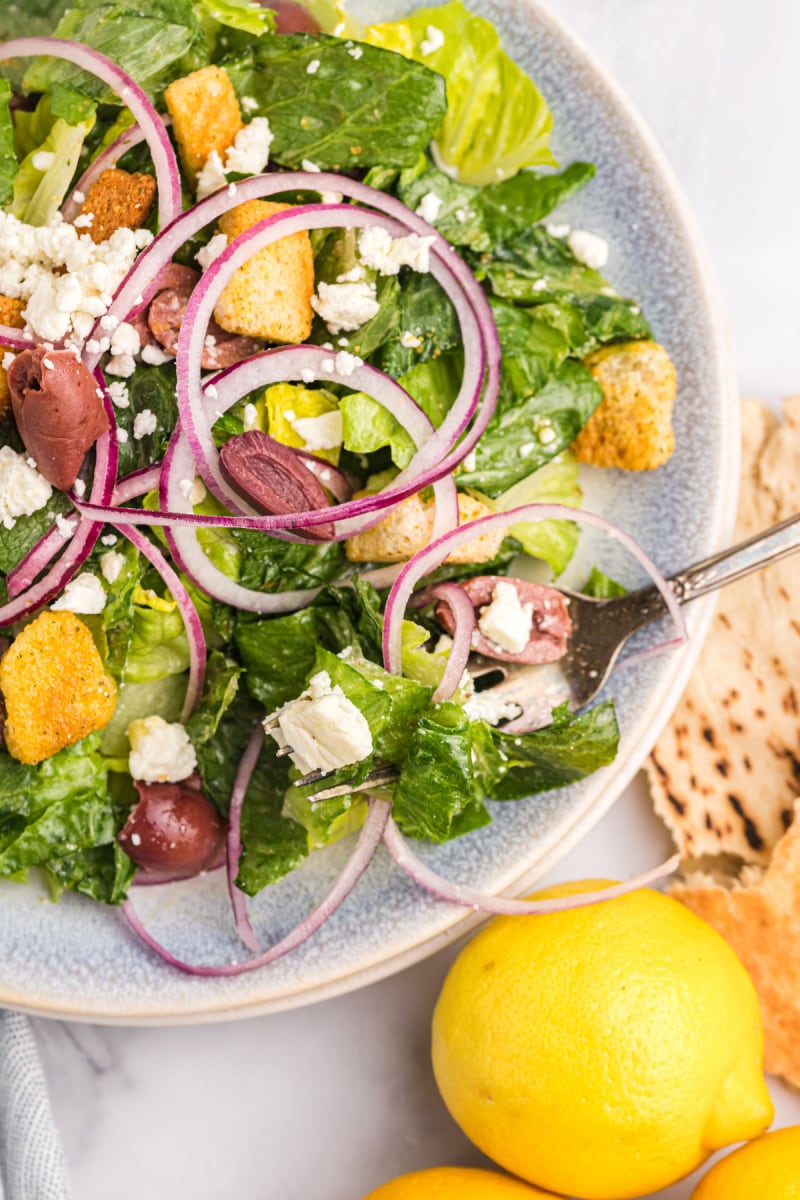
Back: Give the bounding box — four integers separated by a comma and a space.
0, 1013, 71, 1200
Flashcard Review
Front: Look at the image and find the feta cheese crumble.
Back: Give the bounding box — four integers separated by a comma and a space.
415, 191, 443, 223
478, 581, 534, 655
358, 226, 434, 276
311, 280, 380, 334
100, 550, 126, 585
400, 330, 423, 349
567, 229, 609, 270
133, 409, 157, 440
0, 447, 51, 530
128, 716, 198, 784
463, 693, 523, 726
196, 119, 273, 200
290, 411, 343, 451
265, 670, 373, 776
196, 233, 229, 273
51, 572, 106, 615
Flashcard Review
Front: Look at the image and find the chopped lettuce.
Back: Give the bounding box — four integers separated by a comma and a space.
491, 452, 583, 577
12, 95, 94, 226
0, 81, 17, 206
583, 567, 627, 599
340, 390, 416, 468
222, 33, 447, 170
194, 0, 275, 38
366, 0, 556, 185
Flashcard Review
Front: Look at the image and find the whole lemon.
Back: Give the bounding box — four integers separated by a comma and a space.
691, 1126, 800, 1198
432, 881, 773, 1200
362, 1166, 562, 1198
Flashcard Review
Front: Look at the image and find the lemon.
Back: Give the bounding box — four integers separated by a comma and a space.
362, 1166, 562, 1198
692, 1126, 800, 1198
432, 881, 773, 1200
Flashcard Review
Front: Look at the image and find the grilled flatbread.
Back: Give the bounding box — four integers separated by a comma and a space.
646, 397, 800, 864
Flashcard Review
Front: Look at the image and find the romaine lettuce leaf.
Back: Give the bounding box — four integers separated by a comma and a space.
221, 32, 447, 170
487, 701, 619, 800
115, 365, 179, 477
458, 360, 602, 496
582, 566, 626, 599
492, 452, 582, 577
366, 0, 556, 185
12, 99, 94, 226
195, 0, 275, 38
0, 81, 17, 206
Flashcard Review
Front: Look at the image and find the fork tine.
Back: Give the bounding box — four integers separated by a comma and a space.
292, 764, 400, 802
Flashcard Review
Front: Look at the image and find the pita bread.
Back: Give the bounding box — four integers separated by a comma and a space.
672, 800, 800, 1088
646, 397, 800, 864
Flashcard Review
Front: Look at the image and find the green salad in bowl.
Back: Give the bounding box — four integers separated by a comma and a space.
0, 0, 681, 975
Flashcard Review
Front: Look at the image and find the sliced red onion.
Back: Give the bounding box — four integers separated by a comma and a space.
114, 522, 205, 721
383, 816, 680, 914
62, 121, 147, 222
226, 724, 264, 954
112, 464, 162, 505
382, 504, 688, 677
0, 371, 118, 626
6, 526, 66, 598
412, 583, 476, 703
0, 329, 35, 352
120, 797, 391, 976
0, 39, 181, 231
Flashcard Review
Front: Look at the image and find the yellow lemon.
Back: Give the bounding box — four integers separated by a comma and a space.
362, 1166, 563, 1198
691, 1126, 800, 1198
432, 881, 773, 1200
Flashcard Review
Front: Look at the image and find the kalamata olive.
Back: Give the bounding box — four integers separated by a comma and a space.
220, 430, 335, 539
261, 1, 320, 33
118, 781, 226, 876
7, 348, 109, 490
436, 575, 573, 665
147, 286, 263, 370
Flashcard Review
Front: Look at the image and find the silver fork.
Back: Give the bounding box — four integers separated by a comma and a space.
291, 511, 800, 801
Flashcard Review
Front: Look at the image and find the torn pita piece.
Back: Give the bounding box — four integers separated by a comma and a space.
672, 800, 800, 1087
646, 397, 800, 865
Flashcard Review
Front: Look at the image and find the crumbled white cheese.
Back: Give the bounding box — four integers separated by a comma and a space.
128, 716, 197, 784
265, 671, 373, 776
306, 59, 321, 75
106, 353, 136, 378
420, 24, 445, 55
311, 280, 380, 334
100, 533, 118, 547
72, 478, 86, 498
1, 352, 15, 371
546, 222, 570, 239
300, 367, 316, 384
415, 191, 443, 223
116, 427, 129, 444
337, 265, 365, 284
51, 572, 106, 615
243, 403, 258, 431
348, 44, 363, 59
73, 213, 94, 230
100, 550, 126, 585
107, 380, 130, 409
462, 450, 477, 472
0, 212, 151, 348
519, 442, 535, 459
358, 226, 434, 276
301, 159, 321, 173
478, 581, 534, 655
463, 692, 523, 726
196, 119, 273, 199
0, 446, 52, 530
141, 342, 173, 366
290, 410, 343, 451
133, 408, 157, 440
55, 513, 77, 540
179, 476, 207, 506
567, 229, 609, 270
31, 150, 55, 172
399, 331, 423, 349
110, 321, 140, 358
196, 232, 229, 273
333, 350, 362, 377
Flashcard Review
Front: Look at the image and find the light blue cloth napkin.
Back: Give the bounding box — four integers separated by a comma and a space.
0, 1013, 71, 1200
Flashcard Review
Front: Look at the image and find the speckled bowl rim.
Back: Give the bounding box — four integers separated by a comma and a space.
2, 0, 739, 1024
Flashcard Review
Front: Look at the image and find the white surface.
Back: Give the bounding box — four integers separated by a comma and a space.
30, 2, 800, 1196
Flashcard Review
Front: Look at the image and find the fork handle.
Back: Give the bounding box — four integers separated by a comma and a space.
629, 509, 800, 622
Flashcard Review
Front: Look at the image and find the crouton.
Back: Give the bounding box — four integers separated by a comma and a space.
345, 493, 504, 564
0, 298, 25, 421
573, 340, 677, 471
214, 200, 315, 345
77, 169, 156, 244
0, 611, 117, 765
164, 65, 243, 185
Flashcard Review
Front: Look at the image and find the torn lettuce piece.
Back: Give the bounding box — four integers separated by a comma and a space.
222, 33, 447, 170
0, 81, 17, 206
12, 95, 95, 226
366, 0, 556, 185
491, 452, 583, 578
487, 701, 620, 800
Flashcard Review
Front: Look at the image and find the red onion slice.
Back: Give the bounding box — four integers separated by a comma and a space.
0, 39, 181, 231
382, 504, 688, 677
6, 526, 67, 598
383, 816, 679, 914
227, 723, 265, 954
120, 797, 391, 976
412, 583, 476, 703
112, 465, 162, 506
0, 329, 35, 352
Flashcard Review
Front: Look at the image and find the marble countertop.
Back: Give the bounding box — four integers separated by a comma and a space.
29, 2, 800, 1197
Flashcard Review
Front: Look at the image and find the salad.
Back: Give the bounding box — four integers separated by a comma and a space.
0, 0, 681, 974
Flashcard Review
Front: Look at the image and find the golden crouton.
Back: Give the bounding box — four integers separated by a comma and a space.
77, 169, 156, 244
345, 493, 503, 564
164, 65, 243, 185
573, 340, 677, 471
0, 611, 117, 765
214, 200, 314, 345
0, 297, 25, 421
